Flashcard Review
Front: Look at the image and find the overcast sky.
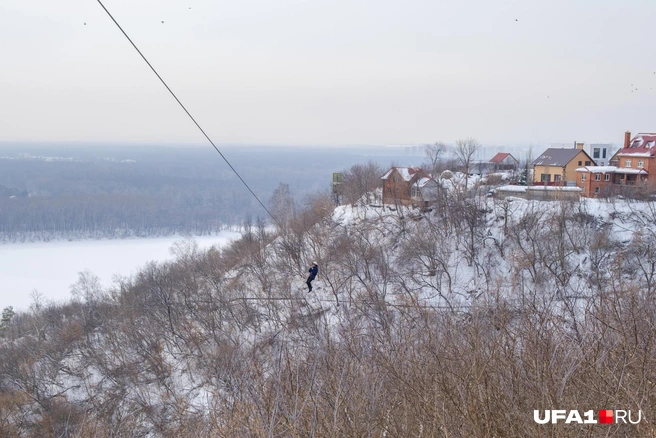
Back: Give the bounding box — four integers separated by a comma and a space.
1, 0, 654, 147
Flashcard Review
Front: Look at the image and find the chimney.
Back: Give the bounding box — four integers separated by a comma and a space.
576, 142, 584, 150
625, 131, 631, 148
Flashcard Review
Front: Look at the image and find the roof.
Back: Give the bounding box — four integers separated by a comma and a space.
532, 148, 591, 167
415, 177, 438, 188
527, 186, 582, 192
629, 133, 656, 148
489, 152, 517, 164
381, 167, 424, 181
613, 168, 648, 175
617, 151, 653, 157
615, 133, 656, 158
576, 166, 617, 173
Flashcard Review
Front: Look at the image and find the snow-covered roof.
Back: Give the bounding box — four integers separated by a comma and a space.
496, 185, 527, 193
381, 167, 424, 181
615, 133, 656, 158
415, 177, 437, 188
612, 168, 648, 174
576, 166, 617, 173
617, 151, 653, 157
381, 169, 394, 179
416, 177, 429, 187
527, 186, 582, 192
495, 185, 583, 193
629, 133, 656, 149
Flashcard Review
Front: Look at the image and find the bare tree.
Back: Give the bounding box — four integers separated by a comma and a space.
454, 137, 481, 192
423, 141, 448, 176
268, 183, 296, 231
341, 161, 384, 205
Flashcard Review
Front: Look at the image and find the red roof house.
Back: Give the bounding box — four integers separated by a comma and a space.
489, 153, 518, 171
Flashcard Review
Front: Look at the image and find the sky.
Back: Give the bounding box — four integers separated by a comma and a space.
1, 0, 655, 147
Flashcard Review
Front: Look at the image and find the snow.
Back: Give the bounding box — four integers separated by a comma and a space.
416, 177, 433, 187
380, 168, 394, 179
381, 167, 421, 181
397, 167, 413, 181
8, 193, 656, 429
613, 168, 648, 174
497, 185, 582, 193
0, 232, 240, 311
576, 166, 617, 173
496, 185, 527, 193
617, 152, 653, 157
527, 186, 582, 192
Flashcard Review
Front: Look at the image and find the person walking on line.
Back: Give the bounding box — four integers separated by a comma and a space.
307, 262, 318, 292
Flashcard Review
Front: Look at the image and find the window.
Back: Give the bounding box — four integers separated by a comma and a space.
595, 174, 601, 181
541, 174, 551, 182
603, 149, 607, 159
387, 187, 391, 194
625, 160, 632, 167
604, 174, 610, 181
585, 161, 591, 166
581, 174, 586, 181
595, 187, 600, 194
593, 148, 600, 159
578, 161, 582, 166
638, 160, 644, 168
411, 186, 420, 198
554, 174, 561, 182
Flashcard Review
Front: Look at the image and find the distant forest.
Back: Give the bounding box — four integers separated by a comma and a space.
0, 143, 419, 241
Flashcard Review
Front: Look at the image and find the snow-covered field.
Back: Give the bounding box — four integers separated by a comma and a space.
0, 232, 240, 311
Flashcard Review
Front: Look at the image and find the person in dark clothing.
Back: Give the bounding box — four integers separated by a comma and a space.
307, 262, 318, 292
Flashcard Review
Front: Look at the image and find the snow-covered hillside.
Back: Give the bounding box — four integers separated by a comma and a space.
1, 194, 656, 436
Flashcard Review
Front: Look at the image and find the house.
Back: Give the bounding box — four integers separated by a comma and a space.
470, 153, 519, 175
575, 131, 654, 197
575, 166, 617, 197
381, 167, 438, 206
532, 147, 595, 185
551, 142, 612, 166
588, 143, 612, 166
609, 132, 655, 185
489, 153, 519, 171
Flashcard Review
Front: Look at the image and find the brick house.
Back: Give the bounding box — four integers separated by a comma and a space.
575, 166, 617, 197
576, 132, 654, 197
381, 167, 438, 206
609, 132, 655, 185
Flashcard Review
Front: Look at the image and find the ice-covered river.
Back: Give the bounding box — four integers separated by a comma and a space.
0, 232, 240, 311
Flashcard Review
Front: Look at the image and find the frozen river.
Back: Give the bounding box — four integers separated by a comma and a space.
0, 232, 240, 312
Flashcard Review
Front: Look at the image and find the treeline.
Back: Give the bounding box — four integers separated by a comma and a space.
1, 171, 656, 436
0, 145, 299, 239
0, 193, 245, 241
0, 144, 422, 240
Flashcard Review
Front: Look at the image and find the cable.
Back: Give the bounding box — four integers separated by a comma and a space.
95, 0, 282, 228
226, 296, 470, 310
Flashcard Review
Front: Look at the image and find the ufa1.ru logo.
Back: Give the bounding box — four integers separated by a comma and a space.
534, 410, 642, 424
